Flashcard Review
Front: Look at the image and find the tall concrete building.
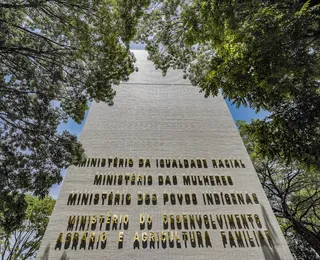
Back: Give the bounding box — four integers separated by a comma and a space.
37, 51, 293, 259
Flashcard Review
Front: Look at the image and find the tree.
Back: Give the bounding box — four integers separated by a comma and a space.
287, 234, 320, 260
0, 0, 150, 231
238, 120, 320, 258
137, 0, 320, 170
0, 195, 55, 260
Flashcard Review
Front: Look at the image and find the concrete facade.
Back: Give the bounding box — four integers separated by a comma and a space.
37, 50, 293, 259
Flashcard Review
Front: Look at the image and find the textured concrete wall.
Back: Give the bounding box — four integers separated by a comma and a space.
37, 50, 293, 260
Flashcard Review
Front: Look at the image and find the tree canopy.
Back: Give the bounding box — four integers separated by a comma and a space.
0, 195, 55, 260
137, 0, 320, 170
238, 120, 320, 258
0, 0, 150, 231
2, 0, 320, 251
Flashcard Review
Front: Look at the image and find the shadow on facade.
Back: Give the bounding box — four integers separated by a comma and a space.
260, 205, 282, 260
40, 244, 69, 260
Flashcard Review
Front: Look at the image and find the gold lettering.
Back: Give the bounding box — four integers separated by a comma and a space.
57, 232, 63, 243
89, 232, 95, 242
142, 232, 147, 242
119, 232, 124, 242
134, 232, 139, 242
101, 232, 107, 242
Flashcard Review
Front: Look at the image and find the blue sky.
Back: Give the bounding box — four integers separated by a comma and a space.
50, 98, 268, 199
225, 99, 269, 122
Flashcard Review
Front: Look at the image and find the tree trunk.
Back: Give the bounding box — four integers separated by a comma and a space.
282, 201, 320, 255
291, 218, 320, 256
